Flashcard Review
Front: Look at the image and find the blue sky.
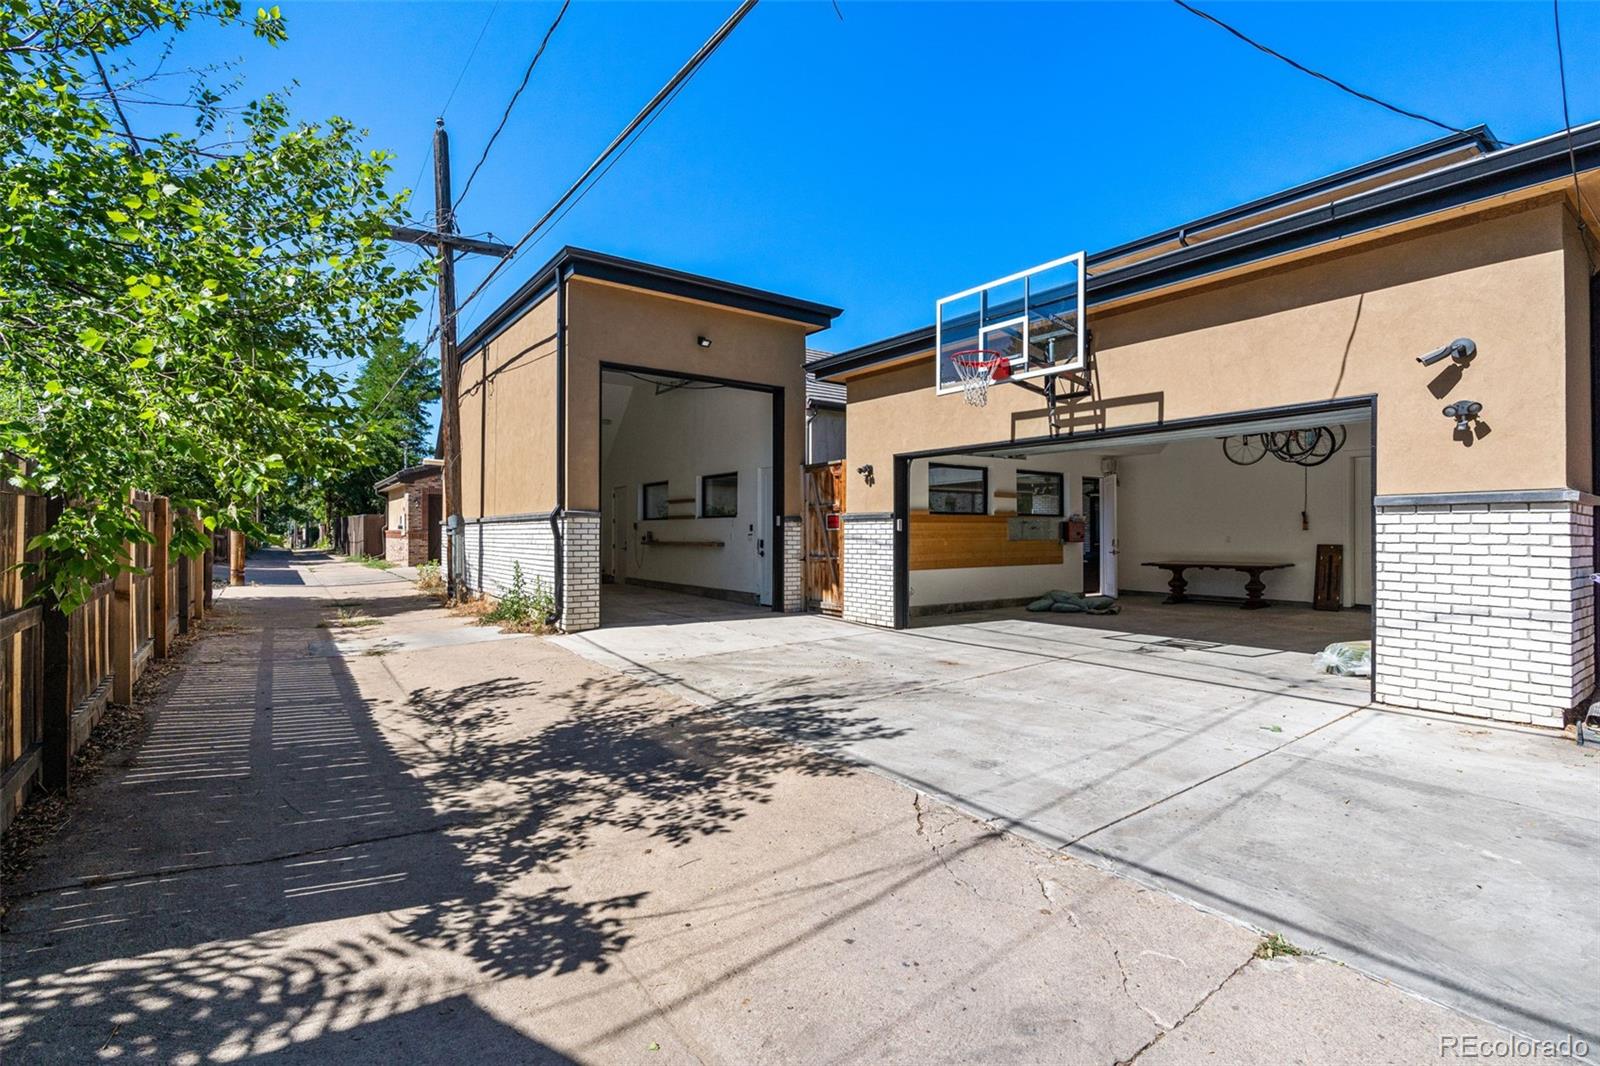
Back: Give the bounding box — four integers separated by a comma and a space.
137, 1, 1597, 359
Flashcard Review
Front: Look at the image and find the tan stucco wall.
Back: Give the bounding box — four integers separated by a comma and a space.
458, 290, 561, 518
564, 277, 809, 513
384, 488, 406, 528
844, 202, 1592, 513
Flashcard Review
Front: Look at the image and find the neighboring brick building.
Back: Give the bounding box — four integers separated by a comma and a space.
376, 461, 443, 567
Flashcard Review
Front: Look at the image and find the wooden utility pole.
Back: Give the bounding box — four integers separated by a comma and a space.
229, 529, 246, 586
392, 119, 511, 600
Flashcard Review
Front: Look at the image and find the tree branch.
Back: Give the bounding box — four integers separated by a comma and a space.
90, 48, 141, 158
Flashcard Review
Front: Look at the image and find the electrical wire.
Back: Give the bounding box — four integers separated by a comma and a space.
449, 0, 759, 338
441, 1, 502, 117
454, 0, 573, 211
467, 41, 708, 312
1552, 0, 1598, 244
1171, 0, 1469, 137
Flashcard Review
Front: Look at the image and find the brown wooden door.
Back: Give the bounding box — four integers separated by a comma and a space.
803, 462, 845, 615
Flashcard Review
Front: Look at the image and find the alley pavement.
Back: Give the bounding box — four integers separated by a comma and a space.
0, 552, 1572, 1064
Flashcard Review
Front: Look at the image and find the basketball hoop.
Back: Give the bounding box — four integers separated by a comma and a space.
950, 349, 1012, 407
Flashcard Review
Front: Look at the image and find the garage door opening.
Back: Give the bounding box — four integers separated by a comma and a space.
598, 366, 781, 628
901, 406, 1375, 669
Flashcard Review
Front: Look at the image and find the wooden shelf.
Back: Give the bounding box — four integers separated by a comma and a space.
667, 497, 695, 504
642, 537, 724, 548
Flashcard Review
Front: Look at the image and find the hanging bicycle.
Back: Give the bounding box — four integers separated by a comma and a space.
1221, 425, 1347, 468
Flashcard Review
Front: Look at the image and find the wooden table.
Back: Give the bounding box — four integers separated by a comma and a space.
1141, 561, 1294, 610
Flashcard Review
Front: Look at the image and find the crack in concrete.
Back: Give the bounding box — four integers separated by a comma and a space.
1112, 947, 1172, 1031
1116, 953, 1256, 1066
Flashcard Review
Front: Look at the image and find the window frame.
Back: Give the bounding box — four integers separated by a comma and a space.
927, 462, 989, 515
699, 471, 739, 519
1016, 469, 1065, 518
641, 481, 670, 521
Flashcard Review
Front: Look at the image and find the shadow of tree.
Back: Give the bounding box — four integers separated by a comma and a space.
393, 671, 908, 981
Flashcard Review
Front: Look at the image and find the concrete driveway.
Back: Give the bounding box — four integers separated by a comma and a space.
559, 586, 1600, 1053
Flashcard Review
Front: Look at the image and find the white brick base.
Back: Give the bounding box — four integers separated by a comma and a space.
460, 514, 557, 600
456, 511, 603, 633
560, 511, 601, 632
781, 515, 804, 613
1374, 494, 1595, 728
842, 514, 896, 627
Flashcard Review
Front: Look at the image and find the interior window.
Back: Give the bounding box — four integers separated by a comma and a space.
642, 481, 669, 520
1017, 470, 1064, 517
701, 472, 738, 518
929, 464, 987, 514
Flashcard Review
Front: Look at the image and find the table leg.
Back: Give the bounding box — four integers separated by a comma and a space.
1241, 568, 1270, 609
1162, 566, 1189, 605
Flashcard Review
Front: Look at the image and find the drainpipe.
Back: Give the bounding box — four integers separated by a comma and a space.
549, 270, 568, 627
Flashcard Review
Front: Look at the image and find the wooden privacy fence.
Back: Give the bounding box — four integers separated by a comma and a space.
1, 489, 212, 831
345, 513, 382, 558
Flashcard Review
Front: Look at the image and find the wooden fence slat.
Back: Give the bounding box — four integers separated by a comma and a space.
40, 497, 69, 793
153, 496, 171, 658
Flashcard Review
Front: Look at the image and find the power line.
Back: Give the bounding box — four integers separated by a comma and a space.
441, 0, 502, 117
1171, 0, 1469, 137
475, 32, 710, 303
451, 0, 760, 336
1552, 0, 1597, 242
454, 0, 573, 211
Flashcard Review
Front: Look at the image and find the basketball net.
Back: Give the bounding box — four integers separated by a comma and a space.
950, 349, 1012, 407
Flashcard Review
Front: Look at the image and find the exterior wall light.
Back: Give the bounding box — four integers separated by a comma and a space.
1442, 400, 1483, 432
1417, 338, 1477, 367
697, 335, 712, 348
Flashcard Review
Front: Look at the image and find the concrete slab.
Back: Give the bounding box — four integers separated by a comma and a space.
2, 556, 1576, 1065
558, 587, 1600, 1055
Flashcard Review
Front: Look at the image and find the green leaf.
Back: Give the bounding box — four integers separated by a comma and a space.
77, 327, 105, 352
130, 357, 151, 370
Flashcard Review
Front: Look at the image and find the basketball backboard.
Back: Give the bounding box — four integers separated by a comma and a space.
935, 252, 1086, 397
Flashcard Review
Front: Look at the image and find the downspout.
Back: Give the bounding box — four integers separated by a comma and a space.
548, 269, 567, 628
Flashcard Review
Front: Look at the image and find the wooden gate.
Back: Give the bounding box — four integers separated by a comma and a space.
803, 462, 845, 616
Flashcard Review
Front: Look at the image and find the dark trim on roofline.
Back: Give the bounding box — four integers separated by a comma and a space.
813, 123, 1599, 380
373, 461, 444, 492
458, 247, 842, 364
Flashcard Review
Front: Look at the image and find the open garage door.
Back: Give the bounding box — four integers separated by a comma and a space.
897, 401, 1375, 683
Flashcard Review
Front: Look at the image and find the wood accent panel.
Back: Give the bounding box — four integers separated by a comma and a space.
909, 510, 1061, 571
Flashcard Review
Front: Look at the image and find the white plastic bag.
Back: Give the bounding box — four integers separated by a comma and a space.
1314, 640, 1371, 677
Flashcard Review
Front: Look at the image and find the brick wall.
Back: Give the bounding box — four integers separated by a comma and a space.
842, 513, 896, 627
1374, 494, 1595, 728
456, 510, 603, 633
460, 515, 558, 602
781, 515, 804, 613
561, 511, 601, 632
383, 484, 440, 566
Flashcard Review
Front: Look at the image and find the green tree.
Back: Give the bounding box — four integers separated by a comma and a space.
0, 0, 427, 609
320, 336, 439, 522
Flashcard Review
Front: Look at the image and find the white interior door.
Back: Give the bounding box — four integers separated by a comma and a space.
756, 466, 773, 606
1099, 473, 1119, 597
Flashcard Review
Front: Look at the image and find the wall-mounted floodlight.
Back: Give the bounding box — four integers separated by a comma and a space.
1417, 338, 1477, 367
1442, 400, 1483, 432
697, 335, 712, 348
857, 464, 874, 479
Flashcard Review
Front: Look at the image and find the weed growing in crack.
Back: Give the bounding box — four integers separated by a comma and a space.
1254, 932, 1304, 959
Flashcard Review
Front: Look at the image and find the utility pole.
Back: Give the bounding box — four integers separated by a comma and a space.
392, 119, 511, 600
